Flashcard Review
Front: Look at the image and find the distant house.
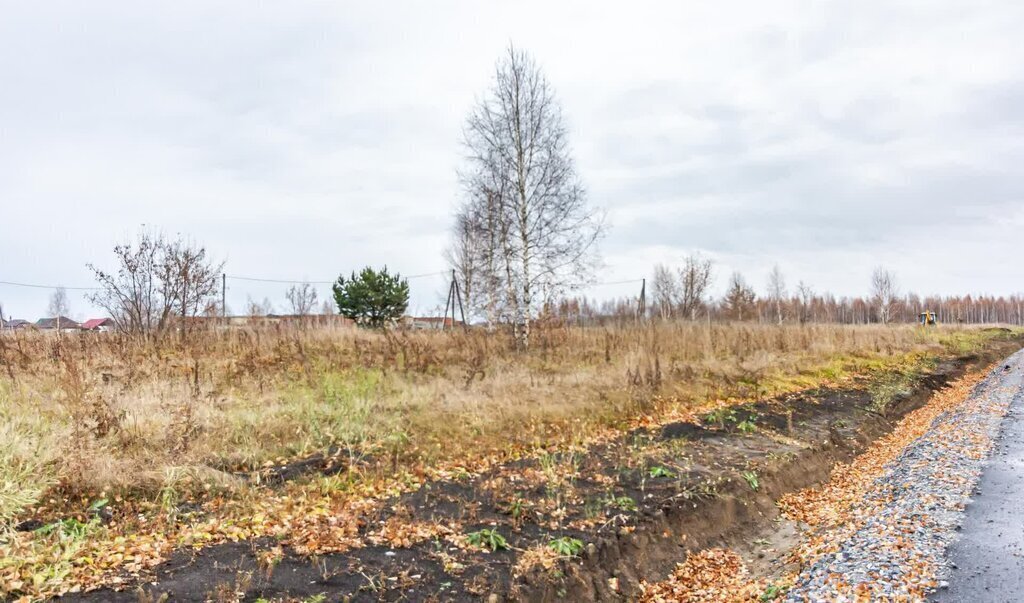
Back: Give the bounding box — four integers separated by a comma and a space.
81, 318, 115, 332
36, 316, 82, 331
3, 319, 31, 330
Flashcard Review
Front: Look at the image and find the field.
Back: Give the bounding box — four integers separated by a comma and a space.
0, 322, 1020, 600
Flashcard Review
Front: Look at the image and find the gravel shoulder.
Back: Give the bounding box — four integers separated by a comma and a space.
932, 364, 1024, 601
785, 349, 1024, 601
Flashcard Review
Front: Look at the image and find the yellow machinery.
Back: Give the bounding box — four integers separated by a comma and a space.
918, 311, 937, 326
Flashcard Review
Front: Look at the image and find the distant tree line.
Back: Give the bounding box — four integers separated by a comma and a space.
546, 261, 1024, 326
58, 225, 1024, 337
547, 291, 1024, 327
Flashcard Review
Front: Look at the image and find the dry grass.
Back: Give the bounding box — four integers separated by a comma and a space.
0, 321, 996, 520
0, 321, 1017, 599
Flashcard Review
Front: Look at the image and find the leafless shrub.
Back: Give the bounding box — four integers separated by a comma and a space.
285, 282, 318, 316
722, 272, 757, 321
633, 256, 717, 322
55, 340, 123, 441
87, 228, 223, 337
246, 296, 274, 317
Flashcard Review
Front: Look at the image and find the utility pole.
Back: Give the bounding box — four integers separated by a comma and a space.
453, 270, 467, 329
440, 272, 452, 331
442, 270, 468, 331
637, 278, 646, 322
222, 273, 227, 324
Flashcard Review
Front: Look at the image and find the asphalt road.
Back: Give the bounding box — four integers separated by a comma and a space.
933, 362, 1024, 602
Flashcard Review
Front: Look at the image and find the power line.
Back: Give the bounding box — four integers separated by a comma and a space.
406, 271, 450, 280
1, 273, 638, 293
225, 275, 334, 285
583, 279, 644, 287
0, 280, 100, 291
224, 270, 448, 285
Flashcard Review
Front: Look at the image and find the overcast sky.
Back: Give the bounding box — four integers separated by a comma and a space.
2, 1, 1022, 319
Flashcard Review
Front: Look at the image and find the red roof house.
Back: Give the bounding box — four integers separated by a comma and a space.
81, 318, 115, 332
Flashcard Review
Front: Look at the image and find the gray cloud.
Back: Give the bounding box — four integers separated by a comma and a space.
2, 1, 1023, 319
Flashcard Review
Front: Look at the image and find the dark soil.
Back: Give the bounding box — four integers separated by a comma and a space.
241, 448, 350, 486
64, 339, 1023, 603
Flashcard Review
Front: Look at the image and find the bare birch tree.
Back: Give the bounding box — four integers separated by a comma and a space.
285, 283, 318, 316
679, 254, 714, 321
796, 281, 814, 324
452, 44, 604, 348
445, 211, 485, 322
651, 264, 680, 320
247, 296, 274, 317
871, 267, 899, 324
47, 287, 71, 319
766, 265, 786, 325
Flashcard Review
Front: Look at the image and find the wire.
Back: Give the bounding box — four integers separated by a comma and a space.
1, 272, 634, 292
0, 280, 100, 291
225, 275, 334, 285
225, 270, 448, 285
584, 279, 644, 287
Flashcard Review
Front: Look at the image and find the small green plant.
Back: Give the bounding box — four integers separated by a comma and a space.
760, 583, 788, 600
648, 465, 676, 479
538, 452, 557, 473
703, 407, 738, 429
741, 470, 759, 491
736, 416, 758, 433
608, 495, 637, 512
703, 407, 761, 432
503, 498, 526, 519
548, 536, 584, 557
159, 466, 185, 521
501, 497, 532, 528
34, 516, 95, 540
465, 528, 509, 552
